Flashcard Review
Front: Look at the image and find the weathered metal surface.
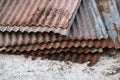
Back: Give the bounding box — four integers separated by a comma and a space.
0, 0, 81, 35
0, 32, 67, 47
0, 0, 80, 28
96, 0, 120, 44
69, 0, 108, 40
0, 31, 119, 49
1, 46, 103, 53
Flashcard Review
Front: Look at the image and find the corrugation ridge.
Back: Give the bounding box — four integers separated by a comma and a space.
0, 0, 11, 23
50, 0, 65, 28
4, 0, 16, 24
55, 0, 71, 28
25, 0, 41, 26
43, 0, 59, 27
0, 1, 14, 23
13, 0, 30, 25
0, 0, 5, 13
0, 26, 70, 35
0, 32, 67, 47
31, 0, 49, 26
80, 2, 90, 39
11, 0, 24, 25
19, 0, 35, 25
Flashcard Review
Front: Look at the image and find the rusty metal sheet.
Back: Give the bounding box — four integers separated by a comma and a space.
0, 0, 81, 35
0, 32, 68, 47
0, 31, 119, 49
1, 46, 103, 53
0, 0, 120, 50
96, 0, 120, 44
3, 38, 115, 49
69, 0, 120, 45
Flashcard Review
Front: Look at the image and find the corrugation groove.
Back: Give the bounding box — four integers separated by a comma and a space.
0, 0, 120, 67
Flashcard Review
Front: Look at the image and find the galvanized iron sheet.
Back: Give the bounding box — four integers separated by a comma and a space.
96, 0, 120, 44
69, 0, 120, 44
0, 0, 81, 35
69, 0, 108, 40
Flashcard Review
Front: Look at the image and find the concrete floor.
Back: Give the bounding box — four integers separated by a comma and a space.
0, 51, 119, 80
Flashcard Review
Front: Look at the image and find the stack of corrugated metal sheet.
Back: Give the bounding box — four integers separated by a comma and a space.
0, 0, 120, 66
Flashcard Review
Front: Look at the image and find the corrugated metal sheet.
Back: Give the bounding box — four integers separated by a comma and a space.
1, 38, 115, 50
0, 31, 119, 49
69, 0, 108, 40
70, 0, 120, 44
0, 0, 120, 39
1, 46, 103, 53
0, 46, 103, 54
0, 0, 81, 35
96, 0, 120, 43
0, 32, 67, 47
0, 0, 120, 66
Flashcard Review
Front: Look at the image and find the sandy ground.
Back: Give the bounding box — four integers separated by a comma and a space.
0, 50, 119, 80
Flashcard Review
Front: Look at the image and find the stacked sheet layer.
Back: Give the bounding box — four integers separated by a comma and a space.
0, 0, 120, 66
